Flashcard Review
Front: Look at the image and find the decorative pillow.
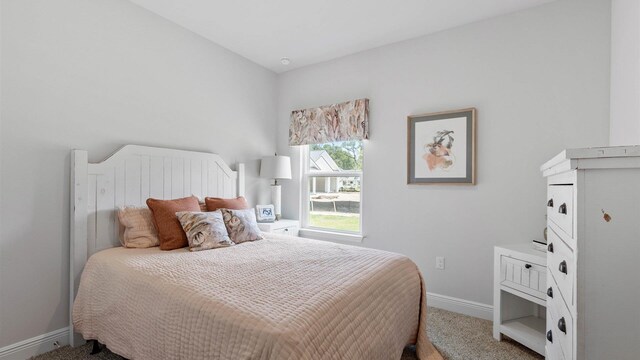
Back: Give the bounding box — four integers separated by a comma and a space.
192, 195, 208, 212
205, 196, 250, 212
221, 208, 264, 244
117, 206, 159, 248
146, 196, 201, 250
176, 211, 234, 251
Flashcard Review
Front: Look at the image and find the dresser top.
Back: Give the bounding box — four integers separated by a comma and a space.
541, 145, 640, 174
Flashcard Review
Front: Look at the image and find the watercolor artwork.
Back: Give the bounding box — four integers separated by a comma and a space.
408, 109, 476, 184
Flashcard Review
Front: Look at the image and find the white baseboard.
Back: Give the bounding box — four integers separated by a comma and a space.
427, 292, 493, 320
0, 327, 69, 360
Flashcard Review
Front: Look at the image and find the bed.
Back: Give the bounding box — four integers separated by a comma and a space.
69, 145, 442, 360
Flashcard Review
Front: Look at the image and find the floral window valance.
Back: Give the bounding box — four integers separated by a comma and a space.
289, 98, 369, 146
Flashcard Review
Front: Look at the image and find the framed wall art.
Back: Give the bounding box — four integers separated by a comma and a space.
407, 108, 476, 185
255, 204, 276, 223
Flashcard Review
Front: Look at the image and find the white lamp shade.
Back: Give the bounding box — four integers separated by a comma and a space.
260, 156, 292, 180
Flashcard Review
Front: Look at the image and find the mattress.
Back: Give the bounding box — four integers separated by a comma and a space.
73, 233, 442, 360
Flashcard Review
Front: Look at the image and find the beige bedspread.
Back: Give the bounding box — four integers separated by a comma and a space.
73, 233, 442, 360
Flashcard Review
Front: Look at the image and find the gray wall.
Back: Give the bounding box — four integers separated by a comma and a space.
277, 0, 611, 306
0, 0, 276, 347
610, 0, 640, 145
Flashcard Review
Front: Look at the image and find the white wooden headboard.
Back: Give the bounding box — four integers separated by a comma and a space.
69, 145, 245, 346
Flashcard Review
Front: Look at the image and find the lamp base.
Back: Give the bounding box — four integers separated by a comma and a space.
271, 184, 282, 220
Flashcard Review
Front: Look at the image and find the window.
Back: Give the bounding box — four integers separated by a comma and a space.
301, 141, 363, 234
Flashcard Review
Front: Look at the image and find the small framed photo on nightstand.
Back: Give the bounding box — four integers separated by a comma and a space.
255, 204, 276, 223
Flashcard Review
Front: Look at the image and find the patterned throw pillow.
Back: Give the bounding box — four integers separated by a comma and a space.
117, 206, 160, 248
176, 211, 234, 251
221, 208, 264, 244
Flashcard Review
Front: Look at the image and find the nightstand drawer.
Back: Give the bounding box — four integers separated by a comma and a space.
257, 220, 300, 236
500, 255, 546, 300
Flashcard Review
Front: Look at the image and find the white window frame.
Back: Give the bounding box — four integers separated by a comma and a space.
300, 144, 364, 243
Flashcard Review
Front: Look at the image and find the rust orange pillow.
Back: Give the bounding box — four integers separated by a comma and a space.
146, 196, 201, 250
205, 196, 250, 211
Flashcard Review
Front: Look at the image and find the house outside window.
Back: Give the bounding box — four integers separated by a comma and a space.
301, 141, 362, 234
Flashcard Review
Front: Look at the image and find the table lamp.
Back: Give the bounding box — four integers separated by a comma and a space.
260, 155, 292, 220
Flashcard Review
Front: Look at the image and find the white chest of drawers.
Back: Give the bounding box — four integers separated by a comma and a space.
541, 146, 640, 360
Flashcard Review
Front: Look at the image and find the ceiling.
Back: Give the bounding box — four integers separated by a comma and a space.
129, 0, 556, 73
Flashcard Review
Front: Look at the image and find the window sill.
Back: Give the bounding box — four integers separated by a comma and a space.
299, 228, 364, 243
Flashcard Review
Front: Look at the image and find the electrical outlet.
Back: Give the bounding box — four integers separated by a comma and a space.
435, 256, 445, 270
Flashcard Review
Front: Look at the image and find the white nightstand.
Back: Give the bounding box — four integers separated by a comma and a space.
493, 243, 547, 356
257, 219, 300, 236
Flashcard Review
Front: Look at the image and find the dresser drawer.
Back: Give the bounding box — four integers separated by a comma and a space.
547, 228, 575, 307
546, 345, 566, 360
547, 273, 574, 360
547, 185, 574, 239
500, 256, 546, 300
546, 307, 567, 360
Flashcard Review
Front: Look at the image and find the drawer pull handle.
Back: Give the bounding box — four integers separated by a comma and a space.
547, 330, 553, 343
547, 199, 554, 207
559, 260, 568, 274
548, 243, 554, 253
284, 228, 289, 232
558, 317, 567, 334
547, 287, 553, 298
524, 264, 532, 269
558, 203, 567, 215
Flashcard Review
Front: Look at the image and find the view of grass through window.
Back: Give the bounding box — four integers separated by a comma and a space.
308, 141, 362, 232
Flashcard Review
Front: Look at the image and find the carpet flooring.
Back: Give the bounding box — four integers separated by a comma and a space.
33, 308, 544, 360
